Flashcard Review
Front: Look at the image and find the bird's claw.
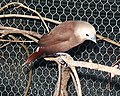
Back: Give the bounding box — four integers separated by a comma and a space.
46, 53, 71, 67
58, 58, 68, 67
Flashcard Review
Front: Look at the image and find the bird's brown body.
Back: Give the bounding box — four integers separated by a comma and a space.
39, 21, 84, 54
23, 21, 96, 65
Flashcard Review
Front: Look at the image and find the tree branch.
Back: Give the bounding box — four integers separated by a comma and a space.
0, 2, 49, 33
45, 53, 120, 96
0, 27, 42, 43
96, 34, 120, 47
0, 27, 42, 39
0, 14, 119, 47
0, 14, 61, 24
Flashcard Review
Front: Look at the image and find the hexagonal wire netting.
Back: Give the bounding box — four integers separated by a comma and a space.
0, 0, 120, 96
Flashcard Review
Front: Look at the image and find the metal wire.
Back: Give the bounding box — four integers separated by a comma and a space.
0, 0, 120, 96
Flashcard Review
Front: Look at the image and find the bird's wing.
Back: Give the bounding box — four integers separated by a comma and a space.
39, 21, 75, 46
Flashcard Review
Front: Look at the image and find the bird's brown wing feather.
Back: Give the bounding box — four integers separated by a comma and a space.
38, 21, 81, 54
45, 40, 72, 54
39, 21, 75, 46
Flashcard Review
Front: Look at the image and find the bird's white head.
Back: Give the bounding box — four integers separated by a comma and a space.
75, 21, 96, 43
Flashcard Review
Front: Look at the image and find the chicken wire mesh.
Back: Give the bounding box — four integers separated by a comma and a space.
0, 0, 120, 96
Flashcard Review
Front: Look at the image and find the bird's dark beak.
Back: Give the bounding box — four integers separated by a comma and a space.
22, 51, 40, 66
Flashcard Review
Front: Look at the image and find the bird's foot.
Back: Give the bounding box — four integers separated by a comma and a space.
47, 52, 71, 67
58, 58, 66, 65
55, 52, 69, 67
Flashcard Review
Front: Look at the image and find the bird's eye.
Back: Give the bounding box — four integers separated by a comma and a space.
86, 34, 89, 36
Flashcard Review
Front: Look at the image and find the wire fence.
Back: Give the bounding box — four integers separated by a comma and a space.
0, 0, 120, 96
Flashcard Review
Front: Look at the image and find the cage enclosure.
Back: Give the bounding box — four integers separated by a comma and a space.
0, 0, 120, 96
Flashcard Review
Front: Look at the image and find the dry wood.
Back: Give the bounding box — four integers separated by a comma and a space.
0, 39, 34, 43
96, 34, 120, 47
0, 42, 11, 48
0, 2, 49, 33
44, 54, 83, 96
52, 54, 120, 77
1, 35, 33, 96
20, 43, 33, 96
0, 27, 42, 39
1, 14, 119, 47
0, 14, 61, 24
45, 53, 120, 96
53, 64, 62, 96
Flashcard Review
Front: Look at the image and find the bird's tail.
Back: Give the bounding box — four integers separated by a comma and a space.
22, 47, 45, 66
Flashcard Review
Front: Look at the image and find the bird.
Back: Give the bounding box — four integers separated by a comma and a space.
23, 20, 96, 66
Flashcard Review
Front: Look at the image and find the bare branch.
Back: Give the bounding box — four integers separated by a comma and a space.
53, 61, 71, 96
0, 2, 49, 33
0, 14, 61, 24
0, 27, 42, 43
20, 43, 33, 96
0, 42, 11, 48
0, 2, 119, 96
44, 55, 82, 96
10, 35, 33, 96
70, 72, 79, 95
70, 67, 82, 96
0, 27, 42, 39
45, 54, 120, 96
53, 63, 62, 96
0, 16, 119, 47
58, 54, 120, 76
0, 39, 34, 43
96, 34, 120, 47
112, 59, 120, 67
74, 61, 120, 76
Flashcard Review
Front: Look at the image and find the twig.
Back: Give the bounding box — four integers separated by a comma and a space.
0, 14, 61, 24
0, 2, 49, 33
70, 67, 82, 96
53, 61, 71, 96
57, 54, 120, 77
112, 59, 120, 67
11, 35, 32, 96
0, 28, 42, 43
0, 39, 34, 43
0, 35, 32, 48
96, 34, 120, 47
53, 63, 62, 96
57, 55, 82, 96
0, 28, 42, 39
9, 34, 35, 43
44, 55, 82, 96
74, 61, 120, 76
0, 15, 119, 47
0, 42, 11, 48
45, 53, 120, 96
22, 34, 38, 43
0, 26, 19, 30
70, 72, 79, 95
19, 43, 33, 96
21, 44, 32, 96
108, 58, 120, 79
